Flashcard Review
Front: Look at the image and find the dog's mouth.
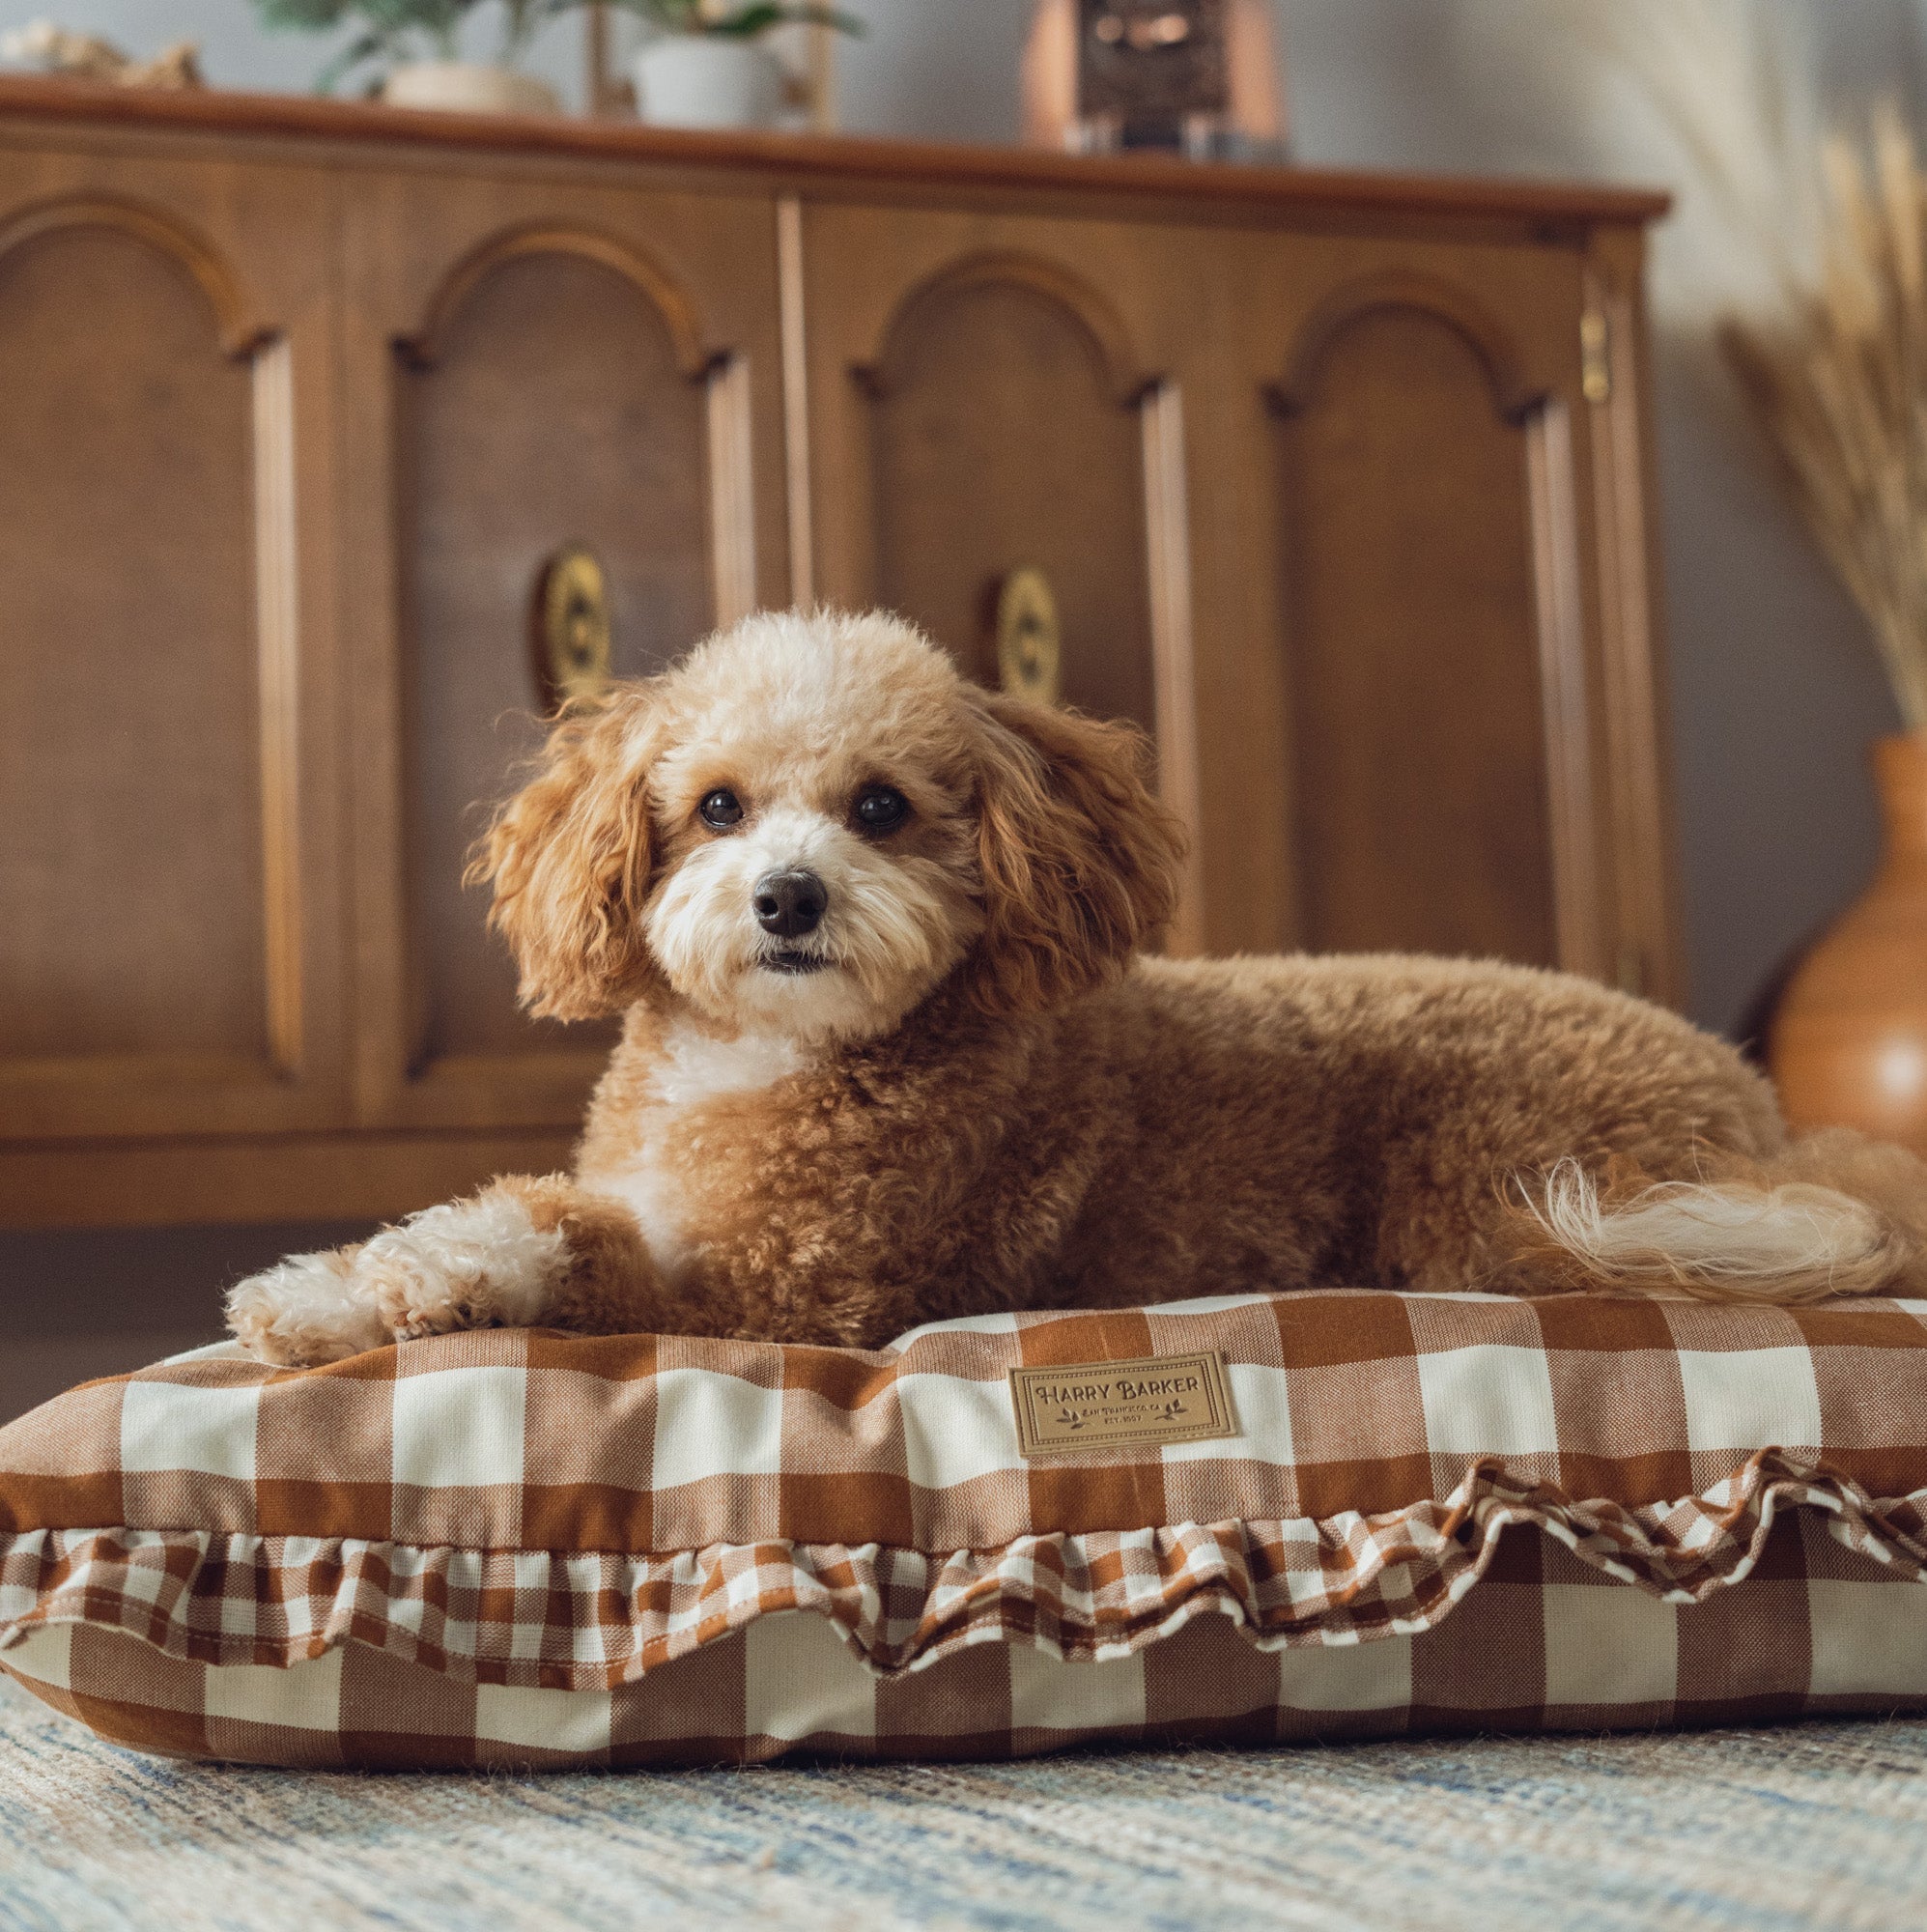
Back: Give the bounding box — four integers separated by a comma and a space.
758, 947, 836, 976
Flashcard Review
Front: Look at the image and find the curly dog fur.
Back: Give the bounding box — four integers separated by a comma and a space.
229, 611, 1927, 1366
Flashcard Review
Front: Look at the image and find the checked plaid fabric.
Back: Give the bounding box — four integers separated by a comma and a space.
6, 1290, 1927, 1769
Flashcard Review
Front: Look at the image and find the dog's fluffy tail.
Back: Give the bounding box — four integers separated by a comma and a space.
1507, 1128, 1927, 1304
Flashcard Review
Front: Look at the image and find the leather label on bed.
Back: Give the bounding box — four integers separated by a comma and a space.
1007, 1350, 1238, 1456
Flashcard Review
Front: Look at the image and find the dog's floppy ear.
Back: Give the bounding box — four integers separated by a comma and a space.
964, 687, 1186, 1014
468, 685, 665, 1021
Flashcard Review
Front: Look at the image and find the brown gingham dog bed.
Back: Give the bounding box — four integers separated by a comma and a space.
6, 1290, 1927, 1770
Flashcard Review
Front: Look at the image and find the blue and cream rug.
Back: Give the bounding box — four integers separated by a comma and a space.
2, 1673, 1923, 1930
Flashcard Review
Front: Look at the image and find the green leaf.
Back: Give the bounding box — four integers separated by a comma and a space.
612, 0, 864, 36
261, 0, 486, 41
609, 0, 704, 31
311, 27, 385, 93
255, 0, 354, 31
706, 4, 789, 34
789, 2, 865, 32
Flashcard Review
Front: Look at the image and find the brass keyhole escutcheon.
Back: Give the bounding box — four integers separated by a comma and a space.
995, 566, 1062, 706
532, 545, 613, 709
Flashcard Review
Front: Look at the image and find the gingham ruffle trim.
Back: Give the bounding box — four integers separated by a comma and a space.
4, 1452, 1924, 1692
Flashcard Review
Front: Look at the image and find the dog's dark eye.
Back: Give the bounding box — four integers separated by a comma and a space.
698, 788, 744, 830
855, 785, 909, 834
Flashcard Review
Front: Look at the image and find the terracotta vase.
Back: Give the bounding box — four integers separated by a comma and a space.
1771, 730, 1927, 1153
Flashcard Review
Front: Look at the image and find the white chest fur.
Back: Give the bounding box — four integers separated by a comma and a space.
580, 1022, 808, 1285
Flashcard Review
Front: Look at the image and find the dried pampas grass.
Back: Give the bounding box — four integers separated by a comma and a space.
1467, 0, 1822, 325
1723, 104, 1927, 724
1531, 1, 1927, 725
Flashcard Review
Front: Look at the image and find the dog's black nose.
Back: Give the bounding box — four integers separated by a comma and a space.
753, 869, 828, 938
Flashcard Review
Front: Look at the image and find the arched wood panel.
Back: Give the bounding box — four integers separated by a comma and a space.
1275, 298, 1562, 967
0, 215, 269, 1065
397, 239, 713, 1071
858, 262, 1156, 731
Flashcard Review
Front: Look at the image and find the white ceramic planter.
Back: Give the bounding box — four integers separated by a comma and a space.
382, 62, 560, 117
634, 37, 783, 130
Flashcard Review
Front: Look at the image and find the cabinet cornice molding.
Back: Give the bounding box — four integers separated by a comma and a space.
0, 194, 269, 357
1270, 269, 1544, 424
399, 223, 711, 379
851, 249, 1153, 409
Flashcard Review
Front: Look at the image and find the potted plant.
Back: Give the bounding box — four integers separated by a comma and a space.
254, 0, 571, 113
620, 1, 862, 131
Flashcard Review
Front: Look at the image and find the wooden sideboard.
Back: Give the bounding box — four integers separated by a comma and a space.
0, 78, 1677, 1229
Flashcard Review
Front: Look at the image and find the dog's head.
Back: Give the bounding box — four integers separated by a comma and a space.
475, 611, 1185, 1043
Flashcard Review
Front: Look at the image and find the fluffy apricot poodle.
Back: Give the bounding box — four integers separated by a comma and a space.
230, 611, 1927, 1365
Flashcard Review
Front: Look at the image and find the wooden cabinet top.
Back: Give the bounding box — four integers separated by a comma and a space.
0, 74, 1667, 237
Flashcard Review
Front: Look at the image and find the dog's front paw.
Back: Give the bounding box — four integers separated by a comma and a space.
357, 1197, 569, 1344
226, 1248, 386, 1367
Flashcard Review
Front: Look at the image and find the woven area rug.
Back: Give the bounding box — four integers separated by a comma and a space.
5, 1676, 1927, 1931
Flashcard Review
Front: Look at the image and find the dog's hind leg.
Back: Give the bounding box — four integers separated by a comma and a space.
1492, 1128, 1927, 1304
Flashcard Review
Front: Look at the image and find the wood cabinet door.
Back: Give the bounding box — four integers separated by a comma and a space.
0, 140, 351, 1142
1225, 225, 1676, 1003
796, 200, 1208, 949
795, 199, 1674, 1000
339, 166, 789, 1133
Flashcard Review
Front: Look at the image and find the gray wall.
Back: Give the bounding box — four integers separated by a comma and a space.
0, 0, 1914, 1368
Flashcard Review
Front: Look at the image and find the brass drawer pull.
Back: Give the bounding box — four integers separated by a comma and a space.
532, 544, 612, 709
994, 565, 1061, 705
